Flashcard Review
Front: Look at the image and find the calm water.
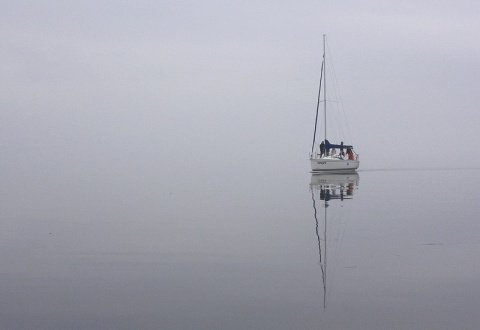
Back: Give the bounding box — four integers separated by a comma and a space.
1, 168, 479, 329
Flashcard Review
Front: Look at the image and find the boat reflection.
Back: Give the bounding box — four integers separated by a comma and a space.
310, 172, 359, 309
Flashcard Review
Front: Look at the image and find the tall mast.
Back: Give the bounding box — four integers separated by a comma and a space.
311, 37, 325, 155
323, 34, 327, 144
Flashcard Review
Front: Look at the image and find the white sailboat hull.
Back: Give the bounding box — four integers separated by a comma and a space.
310, 157, 359, 173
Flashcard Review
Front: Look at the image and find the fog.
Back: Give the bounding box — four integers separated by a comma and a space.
2, 4, 480, 328
2, 1, 480, 185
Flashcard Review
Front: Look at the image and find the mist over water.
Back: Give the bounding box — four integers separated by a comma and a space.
1, 163, 479, 329
2, 2, 480, 328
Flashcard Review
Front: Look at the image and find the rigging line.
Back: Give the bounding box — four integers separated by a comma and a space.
311, 58, 324, 154
325, 39, 354, 144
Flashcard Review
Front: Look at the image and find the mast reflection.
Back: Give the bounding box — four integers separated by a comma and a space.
310, 173, 359, 309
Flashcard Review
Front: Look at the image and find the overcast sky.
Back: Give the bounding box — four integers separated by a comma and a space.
2, 0, 480, 188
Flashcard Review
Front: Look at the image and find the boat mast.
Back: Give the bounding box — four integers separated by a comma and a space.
323, 34, 327, 145
311, 40, 325, 155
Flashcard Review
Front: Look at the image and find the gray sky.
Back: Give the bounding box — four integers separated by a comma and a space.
2, 0, 480, 183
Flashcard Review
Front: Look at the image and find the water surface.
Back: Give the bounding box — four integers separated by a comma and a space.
1, 168, 479, 329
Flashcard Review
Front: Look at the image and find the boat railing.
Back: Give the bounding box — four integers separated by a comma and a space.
311, 146, 359, 161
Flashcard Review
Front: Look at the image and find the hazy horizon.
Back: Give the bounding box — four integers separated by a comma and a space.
2, 1, 480, 180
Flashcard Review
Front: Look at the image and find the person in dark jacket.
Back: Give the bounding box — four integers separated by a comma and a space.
320, 141, 325, 157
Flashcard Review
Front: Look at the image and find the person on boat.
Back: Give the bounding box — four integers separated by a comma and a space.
340, 142, 345, 157
324, 139, 331, 156
347, 147, 355, 160
320, 141, 325, 157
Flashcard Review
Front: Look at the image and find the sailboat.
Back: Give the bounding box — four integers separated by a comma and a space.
310, 35, 360, 173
